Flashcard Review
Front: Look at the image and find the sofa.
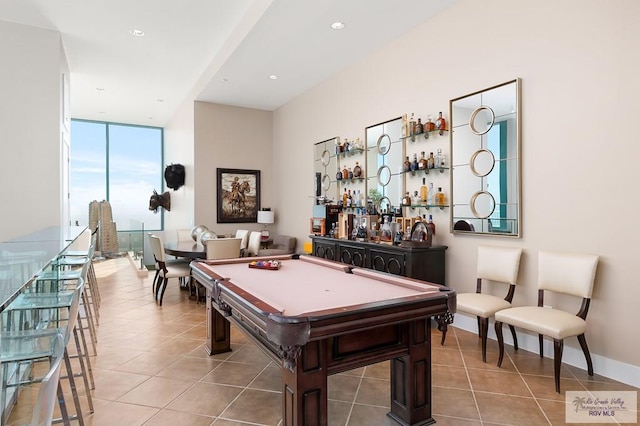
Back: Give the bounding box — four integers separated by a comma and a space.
257, 234, 297, 256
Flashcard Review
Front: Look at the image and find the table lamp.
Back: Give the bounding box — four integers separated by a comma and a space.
257, 209, 274, 241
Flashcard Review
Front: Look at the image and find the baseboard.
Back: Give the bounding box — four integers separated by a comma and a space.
127, 251, 149, 278
452, 313, 640, 389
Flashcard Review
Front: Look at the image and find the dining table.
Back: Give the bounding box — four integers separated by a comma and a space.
163, 240, 206, 259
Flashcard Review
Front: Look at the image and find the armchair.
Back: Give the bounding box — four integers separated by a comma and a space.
258, 235, 296, 256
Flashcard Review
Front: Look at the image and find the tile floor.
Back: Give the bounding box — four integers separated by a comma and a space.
7, 257, 639, 425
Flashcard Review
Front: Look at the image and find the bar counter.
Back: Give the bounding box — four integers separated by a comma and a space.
0, 226, 85, 312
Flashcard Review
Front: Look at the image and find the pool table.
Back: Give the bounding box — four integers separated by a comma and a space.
190, 254, 456, 426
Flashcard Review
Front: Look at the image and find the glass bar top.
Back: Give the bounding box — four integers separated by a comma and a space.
0, 226, 85, 312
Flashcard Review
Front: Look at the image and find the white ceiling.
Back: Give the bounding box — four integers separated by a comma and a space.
0, 0, 456, 127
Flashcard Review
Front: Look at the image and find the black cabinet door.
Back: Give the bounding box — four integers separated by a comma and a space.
338, 244, 366, 267
313, 240, 336, 261
368, 248, 405, 276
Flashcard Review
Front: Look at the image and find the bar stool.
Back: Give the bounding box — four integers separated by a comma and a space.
3, 268, 95, 416
0, 288, 86, 425
32, 261, 98, 357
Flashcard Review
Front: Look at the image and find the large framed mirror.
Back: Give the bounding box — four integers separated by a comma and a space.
313, 137, 340, 203
449, 79, 521, 236
366, 117, 403, 213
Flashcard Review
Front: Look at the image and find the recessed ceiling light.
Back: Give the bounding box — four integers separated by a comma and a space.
268, 74, 279, 80
96, 87, 104, 91
98, 111, 106, 114
129, 29, 145, 37
330, 22, 345, 30
156, 99, 164, 102
148, 116, 153, 120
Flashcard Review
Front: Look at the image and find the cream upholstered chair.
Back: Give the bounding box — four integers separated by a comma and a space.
495, 250, 599, 393
234, 229, 250, 256
454, 246, 523, 362
176, 228, 193, 242
148, 234, 192, 306
258, 234, 297, 256
206, 238, 242, 260
246, 231, 262, 257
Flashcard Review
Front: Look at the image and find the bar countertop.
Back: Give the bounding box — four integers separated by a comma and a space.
0, 226, 85, 312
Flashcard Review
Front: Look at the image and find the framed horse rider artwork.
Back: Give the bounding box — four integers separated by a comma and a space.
216, 168, 261, 223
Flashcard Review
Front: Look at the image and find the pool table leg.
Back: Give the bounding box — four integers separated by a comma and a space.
281, 340, 328, 425
388, 318, 436, 426
205, 291, 231, 355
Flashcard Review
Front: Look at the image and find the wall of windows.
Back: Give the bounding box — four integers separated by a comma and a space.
70, 119, 163, 231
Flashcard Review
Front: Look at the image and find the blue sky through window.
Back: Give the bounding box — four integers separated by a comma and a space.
70, 120, 163, 231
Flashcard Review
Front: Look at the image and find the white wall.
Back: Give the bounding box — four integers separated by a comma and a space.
163, 96, 196, 232
271, 0, 640, 385
0, 21, 67, 241
193, 102, 274, 237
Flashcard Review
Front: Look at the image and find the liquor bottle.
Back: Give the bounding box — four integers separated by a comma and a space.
409, 113, 416, 137
436, 148, 445, 168
336, 170, 342, 181
402, 114, 409, 137
381, 216, 392, 242
348, 167, 353, 180
435, 111, 446, 131
412, 191, 420, 206
342, 166, 348, 180
403, 192, 411, 206
411, 153, 418, 171
353, 161, 362, 178
420, 177, 428, 206
427, 214, 437, 245
426, 114, 435, 132
427, 182, 435, 205
403, 156, 411, 172
416, 118, 424, 134
347, 190, 352, 207
427, 152, 435, 169
418, 151, 428, 170
343, 189, 348, 206
436, 187, 446, 206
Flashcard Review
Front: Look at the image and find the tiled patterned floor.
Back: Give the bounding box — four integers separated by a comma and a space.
8, 257, 639, 425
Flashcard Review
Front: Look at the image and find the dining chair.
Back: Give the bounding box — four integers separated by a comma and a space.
246, 231, 262, 257
148, 234, 192, 306
206, 238, 242, 260
495, 250, 599, 393
234, 229, 250, 256
452, 245, 522, 361
176, 228, 193, 242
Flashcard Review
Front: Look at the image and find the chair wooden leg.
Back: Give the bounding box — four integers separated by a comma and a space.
577, 334, 594, 376
159, 278, 169, 306
440, 324, 447, 346
539, 334, 544, 358
553, 338, 563, 393
155, 277, 164, 304
476, 316, 482, 339
509, 325, 518, 351
152, 270, 159, 294
479, 317, 489, 362
495, 320, 505, 367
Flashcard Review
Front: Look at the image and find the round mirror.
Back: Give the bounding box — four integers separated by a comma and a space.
377, 196, 392, 214
469, 149, 495, 177
469, 106, 496, 135
377, 165, 392, 186
321, 174, 331, 191
320, 149, 331, 167
470, 190, 496, 219
377, 134, 391, 155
